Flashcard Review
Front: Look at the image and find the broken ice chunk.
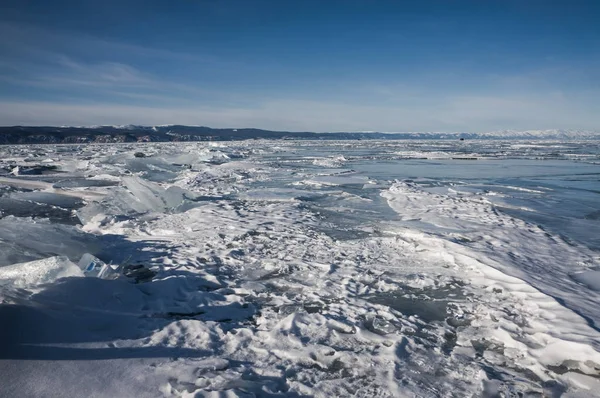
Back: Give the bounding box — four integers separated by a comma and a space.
122, 263, 156, 283
120, 176, 186, 212
278, 304, 304, 316
78, 253, 121, 280
76, 176, 191, 224
78, 253, 105, 276
364, 315, 398, 335
327, 319, 356, 334
0, 216, 102, 266
0, 256, 83, 288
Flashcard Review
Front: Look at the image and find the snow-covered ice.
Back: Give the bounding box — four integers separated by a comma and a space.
0, 140, 599, 397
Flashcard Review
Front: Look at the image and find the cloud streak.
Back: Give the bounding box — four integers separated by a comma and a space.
1, 16, 599, 131
0, 21, 221, 65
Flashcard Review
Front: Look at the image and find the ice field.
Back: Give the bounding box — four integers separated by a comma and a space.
0, 140, 599, 397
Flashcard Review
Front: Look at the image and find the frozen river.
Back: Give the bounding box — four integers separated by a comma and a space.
1, 140, 599, 397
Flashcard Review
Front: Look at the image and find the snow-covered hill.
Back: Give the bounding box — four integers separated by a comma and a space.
376, 129, 599, 140
0, 126, 598, 144
477, 129, 598, 139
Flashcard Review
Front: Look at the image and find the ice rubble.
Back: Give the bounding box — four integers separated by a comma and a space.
0, 251, 143, 297
78, 253, 122, 280
382, 182, 600, 388
0, 256, 82, 289
0, 217, 103, 266
76, 176, 192, 226
382, 181, 600, 330
1, 140, 600, 397
70, 188, 599, 396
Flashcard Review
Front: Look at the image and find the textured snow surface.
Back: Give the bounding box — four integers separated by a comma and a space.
0, 140, 599, 397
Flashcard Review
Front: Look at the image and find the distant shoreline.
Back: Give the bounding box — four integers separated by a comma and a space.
0, 126, 598, 145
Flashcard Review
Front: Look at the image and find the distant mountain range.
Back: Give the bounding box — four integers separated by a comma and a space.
0, 125, 598, 144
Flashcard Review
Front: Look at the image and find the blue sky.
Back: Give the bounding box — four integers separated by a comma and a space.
0, 0, 599, 131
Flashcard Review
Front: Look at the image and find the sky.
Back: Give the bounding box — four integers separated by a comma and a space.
0, 0, 599, 132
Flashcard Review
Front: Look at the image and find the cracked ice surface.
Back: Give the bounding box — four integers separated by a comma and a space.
1, 140, 600, 397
